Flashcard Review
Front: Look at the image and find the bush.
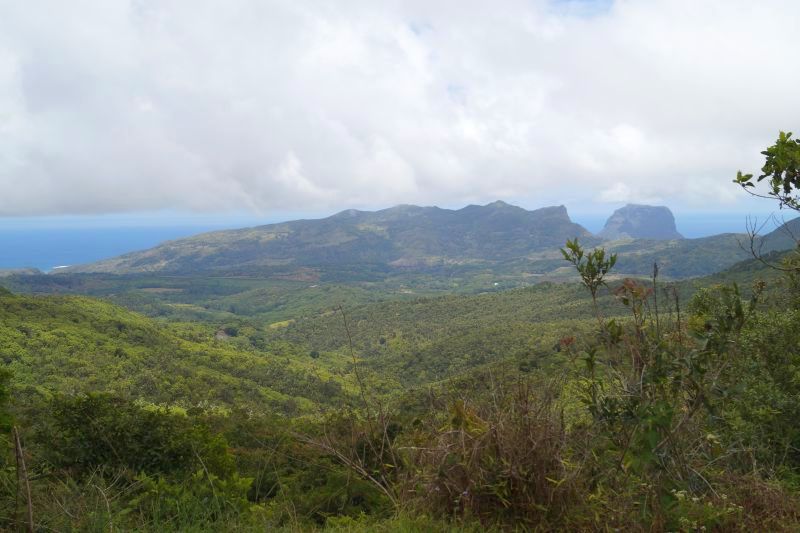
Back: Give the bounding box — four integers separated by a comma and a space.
124, 471, 254, 530
43, 393, 234, 478
399, 381, 577, 528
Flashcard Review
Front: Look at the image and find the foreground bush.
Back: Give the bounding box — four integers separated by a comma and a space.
399, 383, 577, 527
42, 393, 234, 478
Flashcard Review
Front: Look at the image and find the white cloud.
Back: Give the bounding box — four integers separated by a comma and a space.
598, 182, 631, 203
0, 0, 798, 216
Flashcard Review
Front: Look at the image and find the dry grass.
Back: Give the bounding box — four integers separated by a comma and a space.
396, 379, 582, 529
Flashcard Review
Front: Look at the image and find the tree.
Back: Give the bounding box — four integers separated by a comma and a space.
0, 368, 11, 435
735, 131, 800, 212
560, 238, 616, 317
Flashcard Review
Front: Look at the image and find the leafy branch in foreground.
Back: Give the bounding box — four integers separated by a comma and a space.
735, 131, 800, 212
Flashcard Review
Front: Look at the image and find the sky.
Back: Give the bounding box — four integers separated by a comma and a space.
1, 0, 799, 224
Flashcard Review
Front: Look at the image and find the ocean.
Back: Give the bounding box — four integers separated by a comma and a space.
0, 226, 225, 272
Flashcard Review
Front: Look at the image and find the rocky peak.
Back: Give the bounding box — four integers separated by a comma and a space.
599, 204, 683, 240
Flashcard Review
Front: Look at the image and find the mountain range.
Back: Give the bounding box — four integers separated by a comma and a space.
64, 202, 799, 280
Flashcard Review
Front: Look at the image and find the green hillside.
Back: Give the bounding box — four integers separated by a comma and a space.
0, 279, 616, 405
0, 291, 355, 414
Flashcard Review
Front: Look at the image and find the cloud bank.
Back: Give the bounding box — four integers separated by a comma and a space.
1, 0, 798, 216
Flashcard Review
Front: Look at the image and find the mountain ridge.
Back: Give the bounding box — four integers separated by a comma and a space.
65, 202, 595, 275
62, 201, 800, 280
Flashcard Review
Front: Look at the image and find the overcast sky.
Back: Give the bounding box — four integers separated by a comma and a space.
1, 0, 799, 218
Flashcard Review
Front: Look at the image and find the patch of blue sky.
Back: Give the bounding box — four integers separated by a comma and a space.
408, 21, 434, 36
549, 0, 614, 18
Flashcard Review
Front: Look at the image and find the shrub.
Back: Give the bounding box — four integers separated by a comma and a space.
43, 393, 234, 478
399, 380, 577, 528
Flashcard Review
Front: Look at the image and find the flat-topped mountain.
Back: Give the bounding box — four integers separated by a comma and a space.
599, 204, 683, 240
68, 201, 595, 275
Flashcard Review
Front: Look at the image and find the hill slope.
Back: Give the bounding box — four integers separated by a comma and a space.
66, 202, 595, 275
0, 291, 354, 413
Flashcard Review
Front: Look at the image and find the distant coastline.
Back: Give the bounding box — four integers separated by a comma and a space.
0, 226, 225, 272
